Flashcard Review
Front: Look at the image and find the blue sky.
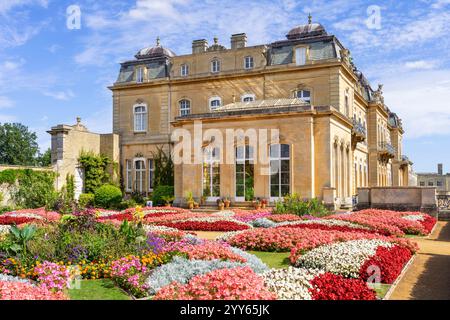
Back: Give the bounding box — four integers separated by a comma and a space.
0, 0, 449, 173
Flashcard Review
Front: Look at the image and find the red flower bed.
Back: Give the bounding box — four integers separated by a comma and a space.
420, 215, 437, 234
274, 223, 384, 235
158, 220, 250, 232
0, 216, 36, 225
309, 273, 377, 300
267, 214, 303, 223
359, 245, 412, 284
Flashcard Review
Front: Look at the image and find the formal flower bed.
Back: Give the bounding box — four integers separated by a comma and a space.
262, 267, 377, 300
158, 219, 251, 231
327, 209, 437, 236
0, 208, 60, 225
153, 266, 276, 300
267, 214, 304, 223
0, 279, 68, 300
309, 273, 377, 300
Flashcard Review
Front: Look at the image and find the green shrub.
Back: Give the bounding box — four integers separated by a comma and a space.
94, 184, 122, 209
116, 199, 137, 210
0, 169, 20, 185
78, 152, 111, 194
12, 169, 57, 209
78, 193, 95, 209
152, 185, 174, 206
273, 194, 329, 217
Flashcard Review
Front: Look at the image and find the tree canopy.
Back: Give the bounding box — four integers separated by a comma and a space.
0, 123, 40, 166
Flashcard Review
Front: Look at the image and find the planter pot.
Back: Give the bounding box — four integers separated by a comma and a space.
224, 200, 231, 208
194, 203, 200, 209
188, 202, 194, 210
261, 203, 266, 209
218, 204, 225, 211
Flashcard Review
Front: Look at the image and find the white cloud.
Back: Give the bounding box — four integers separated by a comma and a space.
0, 0, 49, 15
43, 90, 75, 101
432, 0, 450, 9
404, 60, 439, 70
0, 114, 16, 122
381, 69, 450, 138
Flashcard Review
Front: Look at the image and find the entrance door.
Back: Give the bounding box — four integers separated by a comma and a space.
202, 147, 220, 201
235, 145, 254, 201
269, 144, 290, 201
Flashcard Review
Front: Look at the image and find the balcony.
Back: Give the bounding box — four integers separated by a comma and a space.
351, 119, 367, 145
378, 141, 396, 161
400, 155, 413, 167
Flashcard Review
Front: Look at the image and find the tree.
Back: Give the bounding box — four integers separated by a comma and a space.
37, 148, 52, 167
0, 123, 39, 165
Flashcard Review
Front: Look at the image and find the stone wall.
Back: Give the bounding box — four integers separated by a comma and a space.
0, 165, 54, 207
356, 186, 437, 215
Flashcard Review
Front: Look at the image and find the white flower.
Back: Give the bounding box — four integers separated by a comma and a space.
262, 267, 324, 300
295, 239, 393, 278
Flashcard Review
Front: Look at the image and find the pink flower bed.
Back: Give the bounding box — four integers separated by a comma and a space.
231, 209, 272, 222
0, 281, 67, 300
327, 209, 435, 236
0, 208, 60, 225
144, 213, 211, 224
274, 222, 381, 234
159, 220, 250, 232
225, 227, 417, 260
267, 214, 303, 223
34, 261, 70, 291
167, 240, 246, 263
154, 266, 276, 300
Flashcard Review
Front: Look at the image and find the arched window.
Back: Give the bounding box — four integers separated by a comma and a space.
181, 64, 189, 76
134, 104, 147, 132
269, 144, 290, 199
296, 90, 311, 103
244, 56, 254, 69
241, 93, 255, 102
209, 96, 222, 111
203, 147, 220, 200
134, 159, 146, 193
179, 99, 191, 116
211, 59, 220, 73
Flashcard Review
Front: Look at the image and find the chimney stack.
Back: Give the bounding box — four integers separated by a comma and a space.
231, 33, 247, 49
192, 39, 208, 54
438, 163, 443, 175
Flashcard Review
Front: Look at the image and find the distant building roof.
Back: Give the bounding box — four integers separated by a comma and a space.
135, 37, 176, 59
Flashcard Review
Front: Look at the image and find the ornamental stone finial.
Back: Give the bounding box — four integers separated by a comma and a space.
76, 117, 81, 124
156, 36, 161, 46
308, 13, 312, 24
214, 37, 218, 44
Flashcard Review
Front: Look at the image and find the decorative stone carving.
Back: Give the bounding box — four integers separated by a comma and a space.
372, 83, 384, 104
340, 49, 351, 67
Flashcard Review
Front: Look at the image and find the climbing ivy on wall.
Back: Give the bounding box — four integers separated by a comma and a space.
78, 152, 111, 194
151, 146, 174, 188
1, 169, 57, 208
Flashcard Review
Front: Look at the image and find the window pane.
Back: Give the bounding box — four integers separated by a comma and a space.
236, 146, 244, 160
236, 185, 245, 197
281, 185, 290, 196
270, 160, 280, 175
281, 172, 290, 184
271, 173, 279, 185
295, 47, 306, 66
281, 159, 290, 172
271, 185, 280, 197
270, 144, 280, 158
281, 144, 290, 158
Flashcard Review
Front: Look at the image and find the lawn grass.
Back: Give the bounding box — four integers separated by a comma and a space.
248, 251, 291, 269
67, 279, 130, 300
368, 283, 391, 299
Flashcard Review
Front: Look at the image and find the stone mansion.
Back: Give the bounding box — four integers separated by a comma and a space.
49, 18, 414, 209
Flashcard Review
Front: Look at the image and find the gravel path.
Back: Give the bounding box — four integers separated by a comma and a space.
389, 221, 450, 300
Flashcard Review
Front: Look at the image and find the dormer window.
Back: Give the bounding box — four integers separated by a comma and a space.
295, 47, 307, 66
181, 64, 189, 76
209, 97, 222, 111
134, 104, 147, 132
211, 59, 220, 73
244, 56, 254, 69
136, 67, 144, 83
296, 90, 311, 103
241, 93, 255, 102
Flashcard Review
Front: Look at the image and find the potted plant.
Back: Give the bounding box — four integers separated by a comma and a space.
162, 195, 175, 207
261, 198, 268, 209
185, 191, 195, 210
223, 196, 231, 208
252, 198, 261, 210
200, 196, 206, 205
193, 201, 200, 209
217, 199, 225, 211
